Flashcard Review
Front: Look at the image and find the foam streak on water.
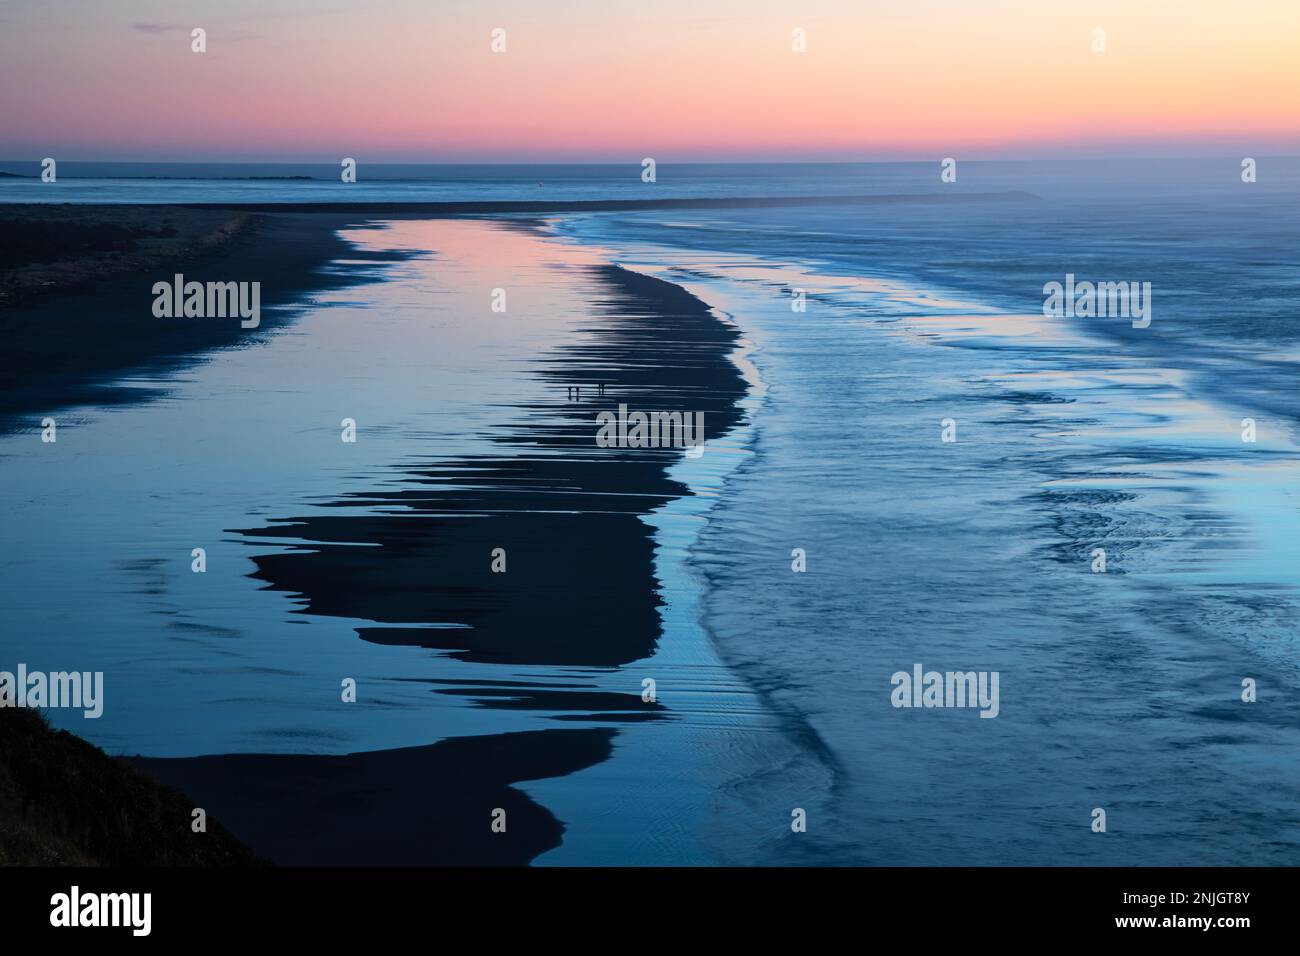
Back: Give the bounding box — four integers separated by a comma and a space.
555, 200, 1300, 865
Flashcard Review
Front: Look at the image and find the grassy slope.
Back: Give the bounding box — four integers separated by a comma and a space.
0, 708, 261, 866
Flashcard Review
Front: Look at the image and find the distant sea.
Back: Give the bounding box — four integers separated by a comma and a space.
3, 156, 1292, 205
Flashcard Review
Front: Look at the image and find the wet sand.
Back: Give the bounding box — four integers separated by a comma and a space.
0, 193, 1030, 430
129, 254, 752, 864
134, 729, 615, 866
2, 208, 766, 865
233, 263, 747, 666
0, 206, 406, 430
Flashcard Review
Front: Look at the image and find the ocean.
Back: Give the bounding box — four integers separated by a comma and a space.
3, 160, 1299, 864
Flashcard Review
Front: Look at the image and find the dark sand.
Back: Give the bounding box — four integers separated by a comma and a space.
134, 730, 616, 866
135, 257, 750, 865
0, 207, 748, 864
233, 263, 748, 666
0, 205, 252, 308
0, 191, 1033, 430
0, 206, 409, 431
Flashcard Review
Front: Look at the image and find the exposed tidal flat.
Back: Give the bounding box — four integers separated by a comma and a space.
0, 210, 812, 865
3, 171, 1300, 865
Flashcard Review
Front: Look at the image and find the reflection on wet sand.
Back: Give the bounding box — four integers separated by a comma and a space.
235, 263, 746, 667
136, 729, 616, 865
142, 234, 750, 863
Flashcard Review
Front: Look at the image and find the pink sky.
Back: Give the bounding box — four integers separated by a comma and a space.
2, 0, 1297, 161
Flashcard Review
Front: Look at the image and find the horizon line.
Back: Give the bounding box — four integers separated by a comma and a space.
4, 154, 1299, 167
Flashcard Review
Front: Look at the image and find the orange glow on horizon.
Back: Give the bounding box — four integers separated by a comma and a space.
1, 0, 1297, 160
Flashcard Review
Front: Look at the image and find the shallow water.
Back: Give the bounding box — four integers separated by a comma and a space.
5, 169, 1300, 864
0, 218, 806, 864
555, 188, 1300, 864
6, 157, 1295, 206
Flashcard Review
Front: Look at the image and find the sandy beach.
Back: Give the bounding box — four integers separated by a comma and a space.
6, 0, 1299, 932
0, 206, 402, 429
5, 181, 1300, 870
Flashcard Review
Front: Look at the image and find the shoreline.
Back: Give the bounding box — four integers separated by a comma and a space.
3, 214, 773, 865
13, 195, 1298, 865
146, 255, 754, 865
134, 257, 753, 864
132, 729, 616, 866
2, 190, 1038, 215
0, 207, 405, 431
0, 187, 1036, 429
578, 222, 1300, 865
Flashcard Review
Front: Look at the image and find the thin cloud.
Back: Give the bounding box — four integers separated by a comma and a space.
132, 23, 188, 35
132, 22, 256, 42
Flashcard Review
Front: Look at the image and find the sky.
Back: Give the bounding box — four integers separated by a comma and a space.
1, 0, 1297, 162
